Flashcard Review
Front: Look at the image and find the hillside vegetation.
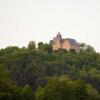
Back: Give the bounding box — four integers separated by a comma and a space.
0, 42, 100, 100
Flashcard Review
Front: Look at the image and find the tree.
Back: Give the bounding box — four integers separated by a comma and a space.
27, 41, 36, 50
38, 42, 44, 50
38, 42, 53, 53
0, 65, 13, 99
80, 43, 95, 53
86, 45, 95, 53
35, 79, 74, 100
70, 80, 89, 100
0, 65, 24, 100
22, 84, 35, 100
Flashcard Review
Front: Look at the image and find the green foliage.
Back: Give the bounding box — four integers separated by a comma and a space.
38, 42, 53, 53
22, 84, 35, 100
28, 41, 36, 50
38, 42, 44, 50
0, 65, 23, 100
36, 78, 99, 100
0, 42, 100, 100
35, 79, 73, 100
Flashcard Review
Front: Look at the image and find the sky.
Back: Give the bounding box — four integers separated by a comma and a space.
0, 0, 100, 52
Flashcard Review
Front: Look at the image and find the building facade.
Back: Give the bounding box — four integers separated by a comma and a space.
50, 32, 80, 52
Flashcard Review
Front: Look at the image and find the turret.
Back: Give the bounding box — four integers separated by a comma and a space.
56, 32, 62, 39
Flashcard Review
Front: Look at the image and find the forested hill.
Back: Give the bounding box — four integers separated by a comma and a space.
0, 41, 100, 100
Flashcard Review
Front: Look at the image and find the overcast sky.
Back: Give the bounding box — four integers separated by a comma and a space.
0, 0, 100, 52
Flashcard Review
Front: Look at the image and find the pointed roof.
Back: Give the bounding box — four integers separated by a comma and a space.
56, 32, 62, 38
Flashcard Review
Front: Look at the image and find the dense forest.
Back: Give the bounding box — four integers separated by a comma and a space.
0, 41, 100, 100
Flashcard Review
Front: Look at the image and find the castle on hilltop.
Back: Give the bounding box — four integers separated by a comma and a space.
50, 32, 80, 52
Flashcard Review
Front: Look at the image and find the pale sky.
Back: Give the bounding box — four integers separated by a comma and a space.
0, 0, 100, 52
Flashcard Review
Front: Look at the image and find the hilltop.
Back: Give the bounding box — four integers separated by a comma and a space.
0, 39, 100, 100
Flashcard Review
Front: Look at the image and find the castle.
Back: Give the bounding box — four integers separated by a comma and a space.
50, 32, 80, 52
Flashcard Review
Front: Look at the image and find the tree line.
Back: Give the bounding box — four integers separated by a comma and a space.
0, 41, 100, 100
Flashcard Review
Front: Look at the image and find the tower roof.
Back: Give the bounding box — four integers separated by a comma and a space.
56, 32, 62, 38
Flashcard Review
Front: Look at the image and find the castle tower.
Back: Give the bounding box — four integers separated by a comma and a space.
51, 32, 80, 52
52, 32, 62, 50
56, 32, 62, 39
